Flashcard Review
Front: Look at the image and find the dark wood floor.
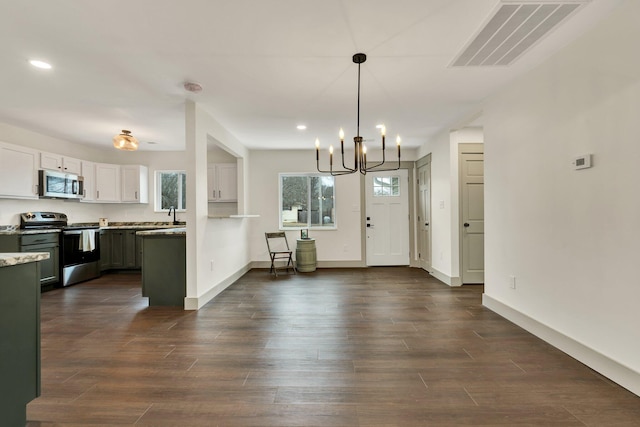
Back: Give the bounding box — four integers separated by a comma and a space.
26, 268, 640, 426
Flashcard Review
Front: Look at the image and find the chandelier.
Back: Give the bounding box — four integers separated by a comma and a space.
113, 129, 139, 151
315, 53, 400, 176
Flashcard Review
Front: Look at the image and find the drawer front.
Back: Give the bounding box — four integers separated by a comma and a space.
21, 233, 59, 246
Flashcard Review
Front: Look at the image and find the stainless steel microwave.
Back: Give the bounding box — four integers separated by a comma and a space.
38, 169, 84, 199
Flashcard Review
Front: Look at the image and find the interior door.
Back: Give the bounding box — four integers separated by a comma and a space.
417, 161, 431, 271
365, 169, 410, 266
460, 152, 484, 284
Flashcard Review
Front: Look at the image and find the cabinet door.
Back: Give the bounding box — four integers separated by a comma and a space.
99, 231, 111, 271
121, 165, 148, 203
23, 243, 60, 286
39, 153, 81, 174
40, 152, 63, 171
124, 230, 137, 268
80, 161, 96, 201
207, 166, 217, 201
0, 143, 38, 199
62, 156, 82, 174
95, 163, 120, 202
216, 164, 237, 202
110, 230, 125, 268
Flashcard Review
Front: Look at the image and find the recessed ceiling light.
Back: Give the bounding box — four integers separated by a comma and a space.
29, 60, 52, 69
297, 125, 307, 130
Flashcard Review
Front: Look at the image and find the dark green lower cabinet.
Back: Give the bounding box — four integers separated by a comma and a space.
141, 235, 186, 306
0, 261, 41, 426
100, 229, 141, 272
0, 233, 60, 289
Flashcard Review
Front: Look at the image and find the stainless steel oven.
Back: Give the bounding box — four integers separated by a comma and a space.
60, 227, 100, 286
20, 212, 101, 287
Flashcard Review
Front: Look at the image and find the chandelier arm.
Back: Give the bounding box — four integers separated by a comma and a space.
340, 144, 356, 172
363, 160, 402, 172
317, 156, 356, 175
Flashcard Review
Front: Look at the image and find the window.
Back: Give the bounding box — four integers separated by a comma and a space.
156, 171, 186, 211
280, 174, 335, 229
372, 176, 400, 197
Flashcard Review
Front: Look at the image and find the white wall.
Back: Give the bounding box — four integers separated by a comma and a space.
248, 150, 362, 264
483, 0, 640, 394
184, 101, 251, 309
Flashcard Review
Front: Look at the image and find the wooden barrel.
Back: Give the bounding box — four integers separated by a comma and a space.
295, 238, 317, 272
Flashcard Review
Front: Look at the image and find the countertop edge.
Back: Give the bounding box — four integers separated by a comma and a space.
0, 252, 50, 268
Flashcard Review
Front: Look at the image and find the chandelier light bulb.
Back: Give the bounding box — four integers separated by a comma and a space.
396, 135, 401, 145
329, 145, 334, 155
315, 138, 320, 148
339, 128, 345, 141
380, 125, 386, 136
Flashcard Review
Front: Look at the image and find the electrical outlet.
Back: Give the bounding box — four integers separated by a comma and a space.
509, 275, 516, 289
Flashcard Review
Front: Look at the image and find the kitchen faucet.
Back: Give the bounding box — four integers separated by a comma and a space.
168, 206, 178, 225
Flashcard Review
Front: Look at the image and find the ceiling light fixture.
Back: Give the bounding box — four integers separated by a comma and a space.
29, 59, 52, 69
315, 53, 400, 176
297, 125, 307, 130
113, 130, 139, 151
184, 82, 203, 93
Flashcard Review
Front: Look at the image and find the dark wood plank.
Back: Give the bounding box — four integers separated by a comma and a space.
26, 268, 640, 426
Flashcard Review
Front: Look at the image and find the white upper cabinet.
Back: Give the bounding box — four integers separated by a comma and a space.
0, 142, 39, 199
95, 163, 121, 202
121, 165, 148, 203
40, 152, 82, 175
208, 163, 237, 202
80, 161, 96, 202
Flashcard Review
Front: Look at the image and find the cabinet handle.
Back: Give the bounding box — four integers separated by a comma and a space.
218, 190, 221, 198
97, 190, 100, 199
135, 191, 138, 200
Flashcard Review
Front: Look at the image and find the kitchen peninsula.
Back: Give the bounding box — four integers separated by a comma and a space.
0, 252, 49, 426
137, 227, 186, 307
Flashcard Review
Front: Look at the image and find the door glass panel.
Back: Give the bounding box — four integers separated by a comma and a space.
373, 176, 400, 197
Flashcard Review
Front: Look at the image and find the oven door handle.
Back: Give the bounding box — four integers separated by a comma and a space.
63, 229, 98, 235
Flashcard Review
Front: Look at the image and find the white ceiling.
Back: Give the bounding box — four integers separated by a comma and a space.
0, 0, 622, 151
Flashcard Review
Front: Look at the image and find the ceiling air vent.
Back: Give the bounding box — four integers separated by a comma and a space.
451, 1, 587, 67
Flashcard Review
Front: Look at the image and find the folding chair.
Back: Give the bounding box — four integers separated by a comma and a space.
265, 232, 297, 276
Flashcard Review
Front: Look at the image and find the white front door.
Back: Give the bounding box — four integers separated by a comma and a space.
365, 169, 410, 266
460, 152, 484, 284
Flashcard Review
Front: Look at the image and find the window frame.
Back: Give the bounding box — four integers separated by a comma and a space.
155, 170, 187, 212
279, 173, 337, 230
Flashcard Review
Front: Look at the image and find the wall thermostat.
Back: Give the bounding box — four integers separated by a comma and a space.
572, 154, 592, 170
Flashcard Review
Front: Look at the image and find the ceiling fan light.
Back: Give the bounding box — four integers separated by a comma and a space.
113, 130, 139, 151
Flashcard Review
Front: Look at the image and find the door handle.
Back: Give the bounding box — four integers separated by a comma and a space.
425, 223, 429, 226
464, 223, 470, 227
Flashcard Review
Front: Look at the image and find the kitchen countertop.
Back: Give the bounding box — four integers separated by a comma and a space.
136, 227, 186, 236
0, 222, 186, 235
0, 252, 50, 268
0, 228, 61, 236
100, 224, 185, 230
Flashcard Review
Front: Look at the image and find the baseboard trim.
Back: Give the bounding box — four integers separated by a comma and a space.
184, 264, 252, 310
430, 267, 462, 287
250, 260, 367, 269
483, 294, 640, 397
